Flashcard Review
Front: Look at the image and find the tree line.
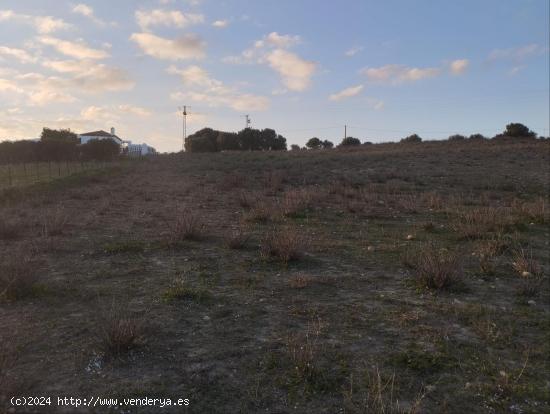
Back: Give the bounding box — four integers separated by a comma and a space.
0, 128, 121, 165
185, 127, 287, 152
294, 123, 546, 149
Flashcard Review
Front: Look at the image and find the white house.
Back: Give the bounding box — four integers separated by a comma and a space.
78, 128, 124, 146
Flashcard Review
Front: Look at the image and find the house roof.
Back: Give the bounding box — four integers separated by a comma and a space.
80, 130, 120, 139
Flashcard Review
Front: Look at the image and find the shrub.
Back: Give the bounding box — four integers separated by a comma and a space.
401, 134, 422, 143
338, 137, 361, 147
306, 137, 323, 150
260, 227, 308, 264
99, 300, 142, 355
408, 245, 463, 290
499, 123, 537, 138
224, 226, 250, 249
244, 199, 275, 223
162, 278, 211, 303
511, 249, 542, 277
169, 208, 206, 242
0, 252, 38, 300
448, 134, 466, 141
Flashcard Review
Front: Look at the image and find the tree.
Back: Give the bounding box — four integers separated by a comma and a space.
498, 123, 537, 138
468, 133, 486, 140
448, 134, 466, 141
306, 137, 322, 149
322, 140, 334, 149
401, 134, 422, 143
217, 131, 240, 151
338, 137, 361, 147
185, 128, 219, 152
80, 139, 120, 161
290, 144, 301, 151
40, 128, 78, 144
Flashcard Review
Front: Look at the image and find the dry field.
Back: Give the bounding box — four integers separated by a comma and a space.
1, 139, 549, 413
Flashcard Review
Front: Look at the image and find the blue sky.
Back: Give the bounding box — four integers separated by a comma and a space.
0, 0, 548, 152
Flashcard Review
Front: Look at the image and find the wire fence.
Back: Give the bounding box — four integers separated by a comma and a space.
0, 160, 112, 190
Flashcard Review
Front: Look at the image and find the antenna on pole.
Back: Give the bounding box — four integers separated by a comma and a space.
178, 106, 189, 151
243, 114, 251, 129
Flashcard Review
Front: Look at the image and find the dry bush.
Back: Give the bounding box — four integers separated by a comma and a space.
0, 251, 38, 301
452, 207, 510, 239
512, 249, 542, 277
286, 330, 319, 381
511, 197, 548, 223
260, 227, 308, 264
475, 236, 507, 275
99, 300, 143, 355
343, 365, 424, 414
237, 191, 257, 210
280, 188, 315, 217
244, 199, 276, 223
169, 208, 206, 242
263, 170, 286, 195
407, 245, 463, 290
224, 225, 250, 249
288, 273, 315, 289
39, 205, 68, 237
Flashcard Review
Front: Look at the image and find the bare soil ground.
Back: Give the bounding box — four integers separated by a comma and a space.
1, 140, 549, 413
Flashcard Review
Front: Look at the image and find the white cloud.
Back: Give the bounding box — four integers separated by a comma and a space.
449, 59, 469, 75
38, 36, 109, 60
329, 84, 364, 101
361, 64, 441, 84
130, 32, 205, 60
265, 49, 316, 91
168, 65, 269, 111
28, 89, 76, 105
135, 9, 204, 31
487, 44, 546, 62
0, 10, 72, 34
222, 32, 315, 91
0, 78, 24, 93
0, 46, 37, 64
72, 3, 110, 26
81, 104, 151, 121
345, 46, 363, 57
212, 19, 229, 28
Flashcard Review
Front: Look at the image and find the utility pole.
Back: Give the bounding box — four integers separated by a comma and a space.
244, 114, 251, 129
179, 106, 188, 151
344, 125, 347, 139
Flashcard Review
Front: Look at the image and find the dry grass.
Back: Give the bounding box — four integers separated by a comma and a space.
0, 251, 38, 301
99, 300, 143, 356
407, 244, 463, 290
343, 365, 424, 414
169, 207, 206, 242
511, 249, 542, 278
244, 199, 276, 223
0, 216, 22, 240
288, 273, 315, 289
280, 188, 314, 217
39, 205, 68, 237
512, 197, 548, 223
452, 207, 509, 240
260, 227, 308, 264
224, 225, 250, 249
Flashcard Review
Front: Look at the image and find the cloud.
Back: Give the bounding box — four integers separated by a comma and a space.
329, 84, 364, 101
81, 104, 152, 121
0, 46, 37, 64
345, 46, 363, 57
28, 89, 76, 105
265, 49, 316, 91
0, 78, 24, 93
361, 64, 441, 84
222, 32, 315, 91
0, 9, 72, 34
72, 3, 110, 26
135, 9, 204, 31
487, 44, 546, 62
168, 65, 269, 111
42, 60, 135, 92
38, 36, 109, 59
449, 59, 469, 75
212, 19, 229, 28
130, 32, 205, 60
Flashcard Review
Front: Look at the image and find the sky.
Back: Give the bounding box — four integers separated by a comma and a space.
0, 0, 548, 152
